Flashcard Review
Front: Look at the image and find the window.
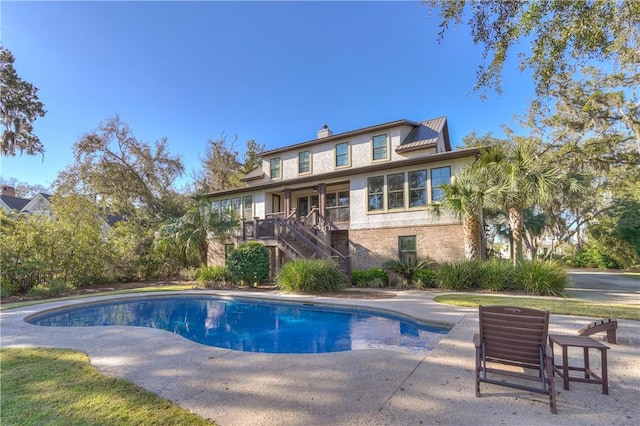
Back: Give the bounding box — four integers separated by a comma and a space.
372, 134, 388, 161
298, 150, 311, 174
220, 199, 230, 212
231, 197, 241, 218
325, 191, 350, 222
431, 166, 451, 202
269, 157, 281, 179
409, 170, 427, 207
211, 200, 220, 212
398, 236, 417, 261
335, 142, 349, 168
387, 173, 405, 209
242, 195, 253, 219
367, 176, 384, 211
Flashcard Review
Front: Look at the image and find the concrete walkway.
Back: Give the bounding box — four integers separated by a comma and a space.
2, 289, 639, 425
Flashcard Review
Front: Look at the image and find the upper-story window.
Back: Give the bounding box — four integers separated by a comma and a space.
335, 142, 349, 168
431, 166, 451, 203
298, 150, 311, 174
372, 134, 388, 161
269, 157, 281, 179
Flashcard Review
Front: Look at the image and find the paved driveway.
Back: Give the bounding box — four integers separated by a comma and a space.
567, 271, 640, 305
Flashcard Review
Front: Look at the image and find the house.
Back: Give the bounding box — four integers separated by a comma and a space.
1, 186, 52, 215
203, 117, 482, 274
1, 186, 124, 234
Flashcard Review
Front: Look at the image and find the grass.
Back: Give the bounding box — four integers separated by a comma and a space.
433, 294, 640, 321
0, 347, 215, 426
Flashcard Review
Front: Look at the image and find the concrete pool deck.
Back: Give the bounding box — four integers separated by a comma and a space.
1, 290, 639, 425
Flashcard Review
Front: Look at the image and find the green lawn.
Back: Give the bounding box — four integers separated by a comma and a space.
0, 347, 216, 426
433, 293, 640, 320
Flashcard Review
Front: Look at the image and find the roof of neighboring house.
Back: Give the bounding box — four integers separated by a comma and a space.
0, 194, 30, 211
397, 116, 451, 153
240, 166, 265, 182
261, 119, 422, 156
106, 214, 125, 227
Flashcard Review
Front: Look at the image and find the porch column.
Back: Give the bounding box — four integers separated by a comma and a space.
284, 189, 291, 217
318, 183, 326, 221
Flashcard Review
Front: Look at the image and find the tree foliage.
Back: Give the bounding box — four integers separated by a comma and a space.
0, 47, 46, 156
196, 134, 264, 194
154, 204, 238, 267
54, 115, 189, 223
426, 0, 640, 97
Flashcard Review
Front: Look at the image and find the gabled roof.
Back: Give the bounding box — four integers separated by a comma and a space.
261, 119, 421, 156
397, 116, 450, 153
0, 194, 30, 211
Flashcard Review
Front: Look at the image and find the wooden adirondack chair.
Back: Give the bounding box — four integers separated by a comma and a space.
474, 305, 557, 414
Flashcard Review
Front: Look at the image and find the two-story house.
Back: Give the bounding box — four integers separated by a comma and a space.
204, 117, 481, 275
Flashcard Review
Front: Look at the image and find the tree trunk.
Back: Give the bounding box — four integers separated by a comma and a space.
508, 207, 524, 264
463, 215, 481, 260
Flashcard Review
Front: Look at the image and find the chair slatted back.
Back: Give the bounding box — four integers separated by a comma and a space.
479, 305, 549, 368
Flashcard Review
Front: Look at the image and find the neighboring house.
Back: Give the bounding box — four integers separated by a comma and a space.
203, 117, 482, 274
1, 186, 52, 215
1, 186, 124, 234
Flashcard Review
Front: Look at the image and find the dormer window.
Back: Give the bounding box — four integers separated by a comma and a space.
298, 150, 311, 174
372, 134, 388, 161
269, 157, 281, 179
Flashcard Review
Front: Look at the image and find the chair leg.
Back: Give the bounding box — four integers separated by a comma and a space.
546, 355, 558, 414
475, 347, 481, 397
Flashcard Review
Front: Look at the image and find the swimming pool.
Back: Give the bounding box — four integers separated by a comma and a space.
27, 295, 451, 354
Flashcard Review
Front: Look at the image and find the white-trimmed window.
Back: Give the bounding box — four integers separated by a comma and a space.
372, 134, 388, 161
270, 157, 281, 179
298, 150, 311, 174
242, 195, 253, 219
335, 142, 349, 168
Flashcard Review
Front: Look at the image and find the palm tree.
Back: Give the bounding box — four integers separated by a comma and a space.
478, 137, 577, 264
154, 203, 238, 266
439, 168, 501, 260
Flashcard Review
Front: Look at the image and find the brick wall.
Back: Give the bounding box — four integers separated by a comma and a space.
348, 223, 465, 270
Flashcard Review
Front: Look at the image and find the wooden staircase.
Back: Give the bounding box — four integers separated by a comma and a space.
241, 211, 351, 274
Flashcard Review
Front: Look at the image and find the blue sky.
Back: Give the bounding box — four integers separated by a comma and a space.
1, 1, 535, 189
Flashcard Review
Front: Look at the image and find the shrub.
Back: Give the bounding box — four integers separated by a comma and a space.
351, 269, 369, 287
225, 242, 270, 285
413, 268, 438, 288
477, 259, 517, 292
27, 279, 75, 298
277, 259, 347, 293
383, 257, 436, 285
435, 260, 479, 291
196, 265, 229, 288
515, 261, 567, 296
352, 268, 389, 288
567, 247, 620, 269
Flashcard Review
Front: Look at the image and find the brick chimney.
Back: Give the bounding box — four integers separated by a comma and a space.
1, 186, 16, 197
317, 124, 333, 139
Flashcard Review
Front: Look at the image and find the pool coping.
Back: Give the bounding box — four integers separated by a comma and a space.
2, 289, 639, 425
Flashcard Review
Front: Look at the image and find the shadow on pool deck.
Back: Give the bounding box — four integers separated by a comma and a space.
1, 289, 639, 425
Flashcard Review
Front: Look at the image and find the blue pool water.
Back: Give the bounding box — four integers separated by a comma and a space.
26, 296, 451, 354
